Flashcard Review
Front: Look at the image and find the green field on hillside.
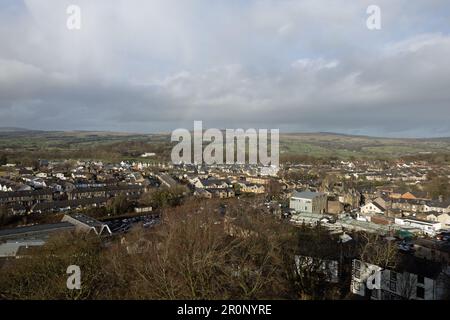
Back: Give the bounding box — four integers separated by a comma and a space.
1, 130, 450, 163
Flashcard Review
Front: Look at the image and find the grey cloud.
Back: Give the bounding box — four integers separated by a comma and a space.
0, 0, 449, 137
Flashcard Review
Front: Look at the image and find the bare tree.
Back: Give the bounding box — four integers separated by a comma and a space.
101, 199, 298, 299
289, 225, 348, 300
397, 272, 418, 300
358, 233, 398, 269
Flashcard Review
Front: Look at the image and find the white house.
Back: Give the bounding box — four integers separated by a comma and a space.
289, 190, 327, 214
424, 200, 450, 214
426, 213, 450, 227
395, 217, 442, 236
360, 201, 385, 215
351, 259, 447, 300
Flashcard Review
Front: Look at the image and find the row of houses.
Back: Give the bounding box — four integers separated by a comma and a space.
0, 184, 148, 215
189, 176, 266, 199
360, 196, 450, 235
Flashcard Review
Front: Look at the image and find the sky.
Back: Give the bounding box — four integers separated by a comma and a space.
0, 0, 449, 137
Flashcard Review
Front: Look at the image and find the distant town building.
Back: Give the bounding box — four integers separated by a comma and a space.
289, 190, 327, 214
360, 200, 386, 215
394, 217, 442, 236
62, 214, 112, 236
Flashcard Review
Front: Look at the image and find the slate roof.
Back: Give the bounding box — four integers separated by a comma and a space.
291, 190, 326, 200
0, 222, 74, 239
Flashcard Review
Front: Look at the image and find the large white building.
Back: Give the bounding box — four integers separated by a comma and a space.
289, 190, 327, 214
394, 217, 442, 236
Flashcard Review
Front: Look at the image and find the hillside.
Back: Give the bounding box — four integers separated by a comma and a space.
280, 133, 450, 159
1, 130, 450, 163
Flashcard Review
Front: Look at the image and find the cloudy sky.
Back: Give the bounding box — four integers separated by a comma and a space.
0, 0, 449, 137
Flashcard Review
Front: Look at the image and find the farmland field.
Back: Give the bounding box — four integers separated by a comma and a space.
1, 129, 450, 163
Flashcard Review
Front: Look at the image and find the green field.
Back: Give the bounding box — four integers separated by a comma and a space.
1, 129, 450, 164
280, 133, 450, 159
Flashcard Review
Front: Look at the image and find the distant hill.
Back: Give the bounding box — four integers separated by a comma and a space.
0, 129, 449, 160
0, 127, 33, 132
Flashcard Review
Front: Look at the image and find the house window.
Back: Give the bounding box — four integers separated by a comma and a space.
355, 260, 361, 269
390, 271, 397, 282
417, 275, 424, 284
389, 281, 397, 292
416, 286, 425, 299
354, 269, 361, 279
